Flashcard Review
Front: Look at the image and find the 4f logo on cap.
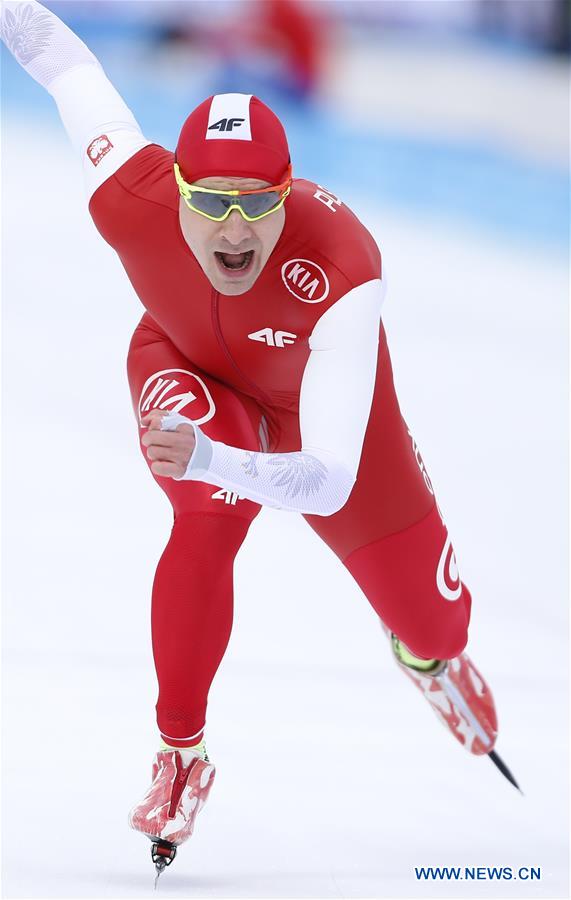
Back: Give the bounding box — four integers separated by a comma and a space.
208, 118, 245, 133
206, 94, 253, 141
281, 259, 330, 304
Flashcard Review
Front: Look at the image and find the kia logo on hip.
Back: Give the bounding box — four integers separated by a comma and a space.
138, 368, 216, 427
281, 259, 330, 304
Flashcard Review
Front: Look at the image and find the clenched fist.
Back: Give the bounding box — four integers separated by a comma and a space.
140, 408, 196, 479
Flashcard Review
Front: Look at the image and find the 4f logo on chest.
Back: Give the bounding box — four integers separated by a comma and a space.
248, 327, 297, 348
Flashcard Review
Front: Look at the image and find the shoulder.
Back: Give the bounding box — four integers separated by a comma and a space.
89, 144, 178, 243
281, 178, 382, 290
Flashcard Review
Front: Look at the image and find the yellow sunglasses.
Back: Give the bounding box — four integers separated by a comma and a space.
174, 162, 292, 222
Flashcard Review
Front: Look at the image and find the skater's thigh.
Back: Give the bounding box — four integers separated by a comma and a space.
304, 324, 434, 560
127, 314, 262, 520
303, 326, 470, 658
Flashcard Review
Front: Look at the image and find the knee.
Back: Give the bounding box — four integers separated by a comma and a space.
407, 625, 469, 662
168, 509, 255, 561
400, 586, 471, 661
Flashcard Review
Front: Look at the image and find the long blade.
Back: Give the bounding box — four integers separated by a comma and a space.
488, 750, 523, 793
154, 862, 166, 890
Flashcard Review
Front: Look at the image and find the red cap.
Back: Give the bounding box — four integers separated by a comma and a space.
176, 93, 290, 185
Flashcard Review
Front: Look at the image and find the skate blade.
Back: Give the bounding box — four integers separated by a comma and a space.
154, 861, 167, 890
488, 749, 523, 793
149, 836, 177, 889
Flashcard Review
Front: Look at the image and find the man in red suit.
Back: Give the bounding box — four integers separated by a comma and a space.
1, 1, 510, 878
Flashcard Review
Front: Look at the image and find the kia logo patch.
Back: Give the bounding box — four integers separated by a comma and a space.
281, 259, 330, 304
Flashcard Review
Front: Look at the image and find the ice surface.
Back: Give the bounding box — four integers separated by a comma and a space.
2, 120, 568, 898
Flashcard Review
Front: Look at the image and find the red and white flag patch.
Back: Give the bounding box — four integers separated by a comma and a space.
87, 135, 113, 167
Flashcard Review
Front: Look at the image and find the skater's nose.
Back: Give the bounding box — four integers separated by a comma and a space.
217, 209, 253, 245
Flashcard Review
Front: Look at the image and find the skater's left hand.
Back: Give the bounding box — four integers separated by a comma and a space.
140, 409, 196, 478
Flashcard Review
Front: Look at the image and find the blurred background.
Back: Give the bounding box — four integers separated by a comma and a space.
2, 2, 569, 898
4, 0, 569, 239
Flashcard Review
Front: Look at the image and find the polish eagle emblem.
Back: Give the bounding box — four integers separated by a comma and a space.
88, 136, 110, 160
267, 453, 327, 498
240, 451, 327, 499
1, 4, 54, 66
241, 452, 259, 478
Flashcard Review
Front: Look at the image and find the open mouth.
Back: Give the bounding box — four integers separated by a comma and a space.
214, 250, 254, 275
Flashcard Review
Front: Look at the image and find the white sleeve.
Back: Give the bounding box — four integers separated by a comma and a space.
161, 278, 386, 516
0, 0, 151, 198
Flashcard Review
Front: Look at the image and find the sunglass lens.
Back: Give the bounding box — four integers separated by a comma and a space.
240, 192, 281, 218
189, 193, 232, 219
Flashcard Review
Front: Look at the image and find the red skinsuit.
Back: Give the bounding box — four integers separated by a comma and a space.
90, 146, 471, 744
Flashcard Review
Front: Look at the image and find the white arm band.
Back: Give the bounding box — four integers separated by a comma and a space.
161, 279, 386, 516
1, 1, 151, 197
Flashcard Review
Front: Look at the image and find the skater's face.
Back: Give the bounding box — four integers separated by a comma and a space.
179, 176, 286, 296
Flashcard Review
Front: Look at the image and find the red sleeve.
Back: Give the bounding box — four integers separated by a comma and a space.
88, 144, 178, 251
285, 180, 382, 293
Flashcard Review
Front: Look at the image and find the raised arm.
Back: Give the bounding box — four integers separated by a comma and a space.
1, 0, 151, 197
157, 277, 386, 516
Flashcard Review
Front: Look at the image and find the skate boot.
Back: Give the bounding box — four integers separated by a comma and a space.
129, 749, 216, 883
389, 633, 520, 790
